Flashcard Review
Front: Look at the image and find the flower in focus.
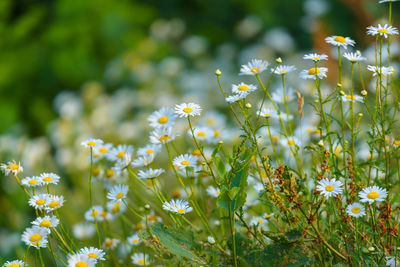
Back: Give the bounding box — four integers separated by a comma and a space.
325, 35, 355, 49
367, 24, 399, 38
231, 82, 257, 96
239, 59, 269, 75
149, 127, 178, 144
39, 173, 60, 185
137, 144, 161, 158
225, 94, 247, 103
148, 107, 177, 129
346, 202, 366, 218
359, 186, 388, 204
80, 139, 104, 148
173, 154, 198, 170
107, 184, 129, 203
162, 199, 193, 214
316, 178, 343, 198
21, 226, 49, 249
137, 168, 165, 179
303, 53, 328, 62
28, 194, 50, 210
175, 103, 202, 117
21, 176, 42, 187
31, 215, 59, 230
271, 65, 296, 75
45, 195, 65, 212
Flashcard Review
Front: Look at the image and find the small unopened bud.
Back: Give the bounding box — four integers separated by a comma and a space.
276, 57, 282, 63
337, 83, 342, 88
361, 90, 367, 96
144, 204, 150, 210
368, 246, 375, 252
345, 140, 349, 145
358, 113, 363, 117
317, 140, 325, 147
218, 140, 224, 144
339, 90, 345, 96
245, 103, 252, 109
215, 69, 222, 76
208, 236, 216, 244
314, 100, 319, 104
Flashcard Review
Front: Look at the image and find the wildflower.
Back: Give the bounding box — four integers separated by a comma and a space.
1, 161, 23, 176
208, 236, 216, 244
106, 200, 126, 216
39, 173, 60, 185
149, 127, 178, 144
22, 226, 49, 249
137, 168, 165, 179
131, 155, 154, 167
225, 94, 246, 103
107, 184, 129, 203
174, 103, 202, 117
84, 205, 104, 222
199, 111, 226, 128
3, 260, 26, 267
67, 254, 96, 267
280, 136, 300, 148
386, 256, 400, 267
359, 186, 388, 204
341, 94, 363, 103
379, 0, 399, 2
79, 247, 106, 262
80, 139, 104, 148
346, 202, 366, 218
162, 199, 193, 214
299, 67, 328, 80
131, 253, 152, 266
72, 223, 96, 240
239, 59, 269, 75
367, 24, 399, 38
325, 35, 355, 49
343, 52, 367, 62
45, 195, 65, 212
231, 82, 257, 96
137, 144, 161, 158
148, 107, 177, 129
93, 143, 113, 159
367, 65, 395, 76
173, 154, 198, 170
103, 238, 120, 250
257, 108, 278, 119
250, 217, 269, 229
263, 213, 274, 220
31, 216, 59, 230
271, 87, 295, 103
107, 144, 134, 162
303, 53, 328, 62
21, 176, 42, 187
271, 65, 296, 75
188, 126, 213, 142
394, 140, 400, 147
127, 233, 141, 246
206, 186, 221, 197
28, 194, 50, 210
316, 178, 343, 198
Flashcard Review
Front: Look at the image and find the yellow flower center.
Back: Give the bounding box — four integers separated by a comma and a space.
271, 136, 279, 142
29, 180, 38, 185
90, 210, 99, 217
287, 140, 296, 146
238, 85, 249, 91
9, 163, 20, 170
394, 140, 400, 146
10, 264, 20, 267
367, 191, 380, 199
264, 214, 271, 219
177, 209, 186, 214
40, 220, 52, 227
325, 185, 334, 192
206, 118, 215, 126
279, 69, 288, 74
88, 253, 97, 258
105, 240, 113, 247
258, 220, 264, 224
197, 131, 206, 137
75, 262, 88, 267
138, 259, 148, 265
116, 151, 126, 159
111, 202, 121, 214
251, 67, 259, 73
36, 199, 45, 205
43, 176, 53, 182
183, 107, 193, 113
181, 160, 190, 166
146, 149, 154, 154
132, 239, 139, 244
30, 234, 42, 242
93, 167, 101, 177
158, 116, 169, 124
346, 95, 356, 100
214, 130, 220, 137
216, 191, 221, 196
159, 135, 170, 142
105, 169, 114, 178
116, 192, 124, 199
312, 57, 320, 60
192, 149, 201, 156
264, 113, 271, 118
308, 67, 320, 75
334, 36, 346, 43
49, 201, 60, 209
87, 141, 96, 146
99, 147, 108, 153
378, 29, 388, 34
351, 207, 361, 214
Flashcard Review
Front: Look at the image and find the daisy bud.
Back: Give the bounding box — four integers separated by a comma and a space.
339, 90, 345, 96
208, 236, 216, 244
215, 69, 222, 76
368, 246, 375, 252
358, 113, 363, 117
144, 204, 150, 210
318, 140, 325, 147
276, 57, 282, 63
337, 83, 342, 88
218, 141, 224, 144
361, 90, 368, 96
245, 103, 252, 109
314, 100, 319, 104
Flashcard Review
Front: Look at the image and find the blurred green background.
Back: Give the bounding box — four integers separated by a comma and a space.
0, 0, 396, 136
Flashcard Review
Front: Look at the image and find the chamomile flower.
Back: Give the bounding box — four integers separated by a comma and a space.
173, 154, 198, 170
303, 53, 328, 62
149, 127, 178, 144
359, 186, 388, 203
162, 199, 193, 214
72, 223, 96, 240
346, 202, 366, 218
257, 108, 278, 119
379, 0, 399, 2
199, 111, 226, 128
103, 238, 120, 250
367, 24, 399, 38
189, 127, 213, 141
84, 205, 104, 222
367, 65, 395, 76
3, 260, 25, 267
1, 161, 23, 176
271, 87, 295, 103
45, 195, 65, 212
93, 143, 113, 159
148, 107, 177, 129
67, 254, 96, 267
343, 52, 367, 62
80, 139, 104, 148
29, 194, 50, 210
39, 173, 60, 185
174, 103, 202, 117
263, 213, 274, 220
325, 35, 355, 49
21, 176, 42, 187
206, 186, 221, 197
79, 247, 106, 262
137, 168, 165, 179
225, 94, 246, 103
272, 65, 296, 75
280, 136, 301, 148
250, 217, 269, 229
394, 139, 400, 147
341, 94, 363, 103
299, 67, 328, 80
22, 226, 49, 249
231, 82, 257, 96
131, 253, 152, 266
31, 216, 59, 230
316, 178, 343, 198
127, 233, 141, 246
208, 236, 216, 244
137, 144, 161, 158
239, 59, 269, 75
107, 184, 129, 203
107, 144, 134, 162
131, 155, 155, 168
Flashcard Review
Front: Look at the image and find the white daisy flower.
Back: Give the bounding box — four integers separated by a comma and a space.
188, 126, 213, 142
1, 161, 23, 176
103, 238, 120, 250
39, 173, 60, 185
257, 108, 278, 119
207, 236, 216, 244
45, 195, 65, 212
225, 94, 246, 103
325, 35, 356, 49
173, 154, 198, 170
346, 202, 366, 218
67, 254, 96, 267
28, 194, 50, 210
359, 185, 388, 203
379, 0, 399, 2
206, 186, 221, 197
303, 53, 328, 62
84, 205, 104, 222
174, 103, 202, 117
263, 213, 274, 220
131, 253, 152, 266
137, 144, 161, 158
250, 216, 269, 229
107, 144, 134, 162
367, 24, 399, 38
79, 247, 106, 262
31, 216, 59, 230
231, 82, 257, 96
21, 226, 49, 249
367, 65, 395, 76
107, 184, 129, 203
279, 136, 301, 148
72, 223, 96, 240
80, 139, 104, 148
343, 52, 367, 62
386, 256, 400, 267
162, 199, 193, 214
199, 111, 226, 128
137, 168, 165, 179
316, 178, 343, 198
341, 94, 363, 103
149, 127, 178, 144
148, 107, 177, 129
127, 233, 141, 246
271, 87, 295, 103
299, 67, 328, 80
3, 260, 25, 267
21, 176, 42, 187
271, 65, 296, 75
106, 200, 126, 216
239, 59, 269, 75
93, 143, 113, 159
